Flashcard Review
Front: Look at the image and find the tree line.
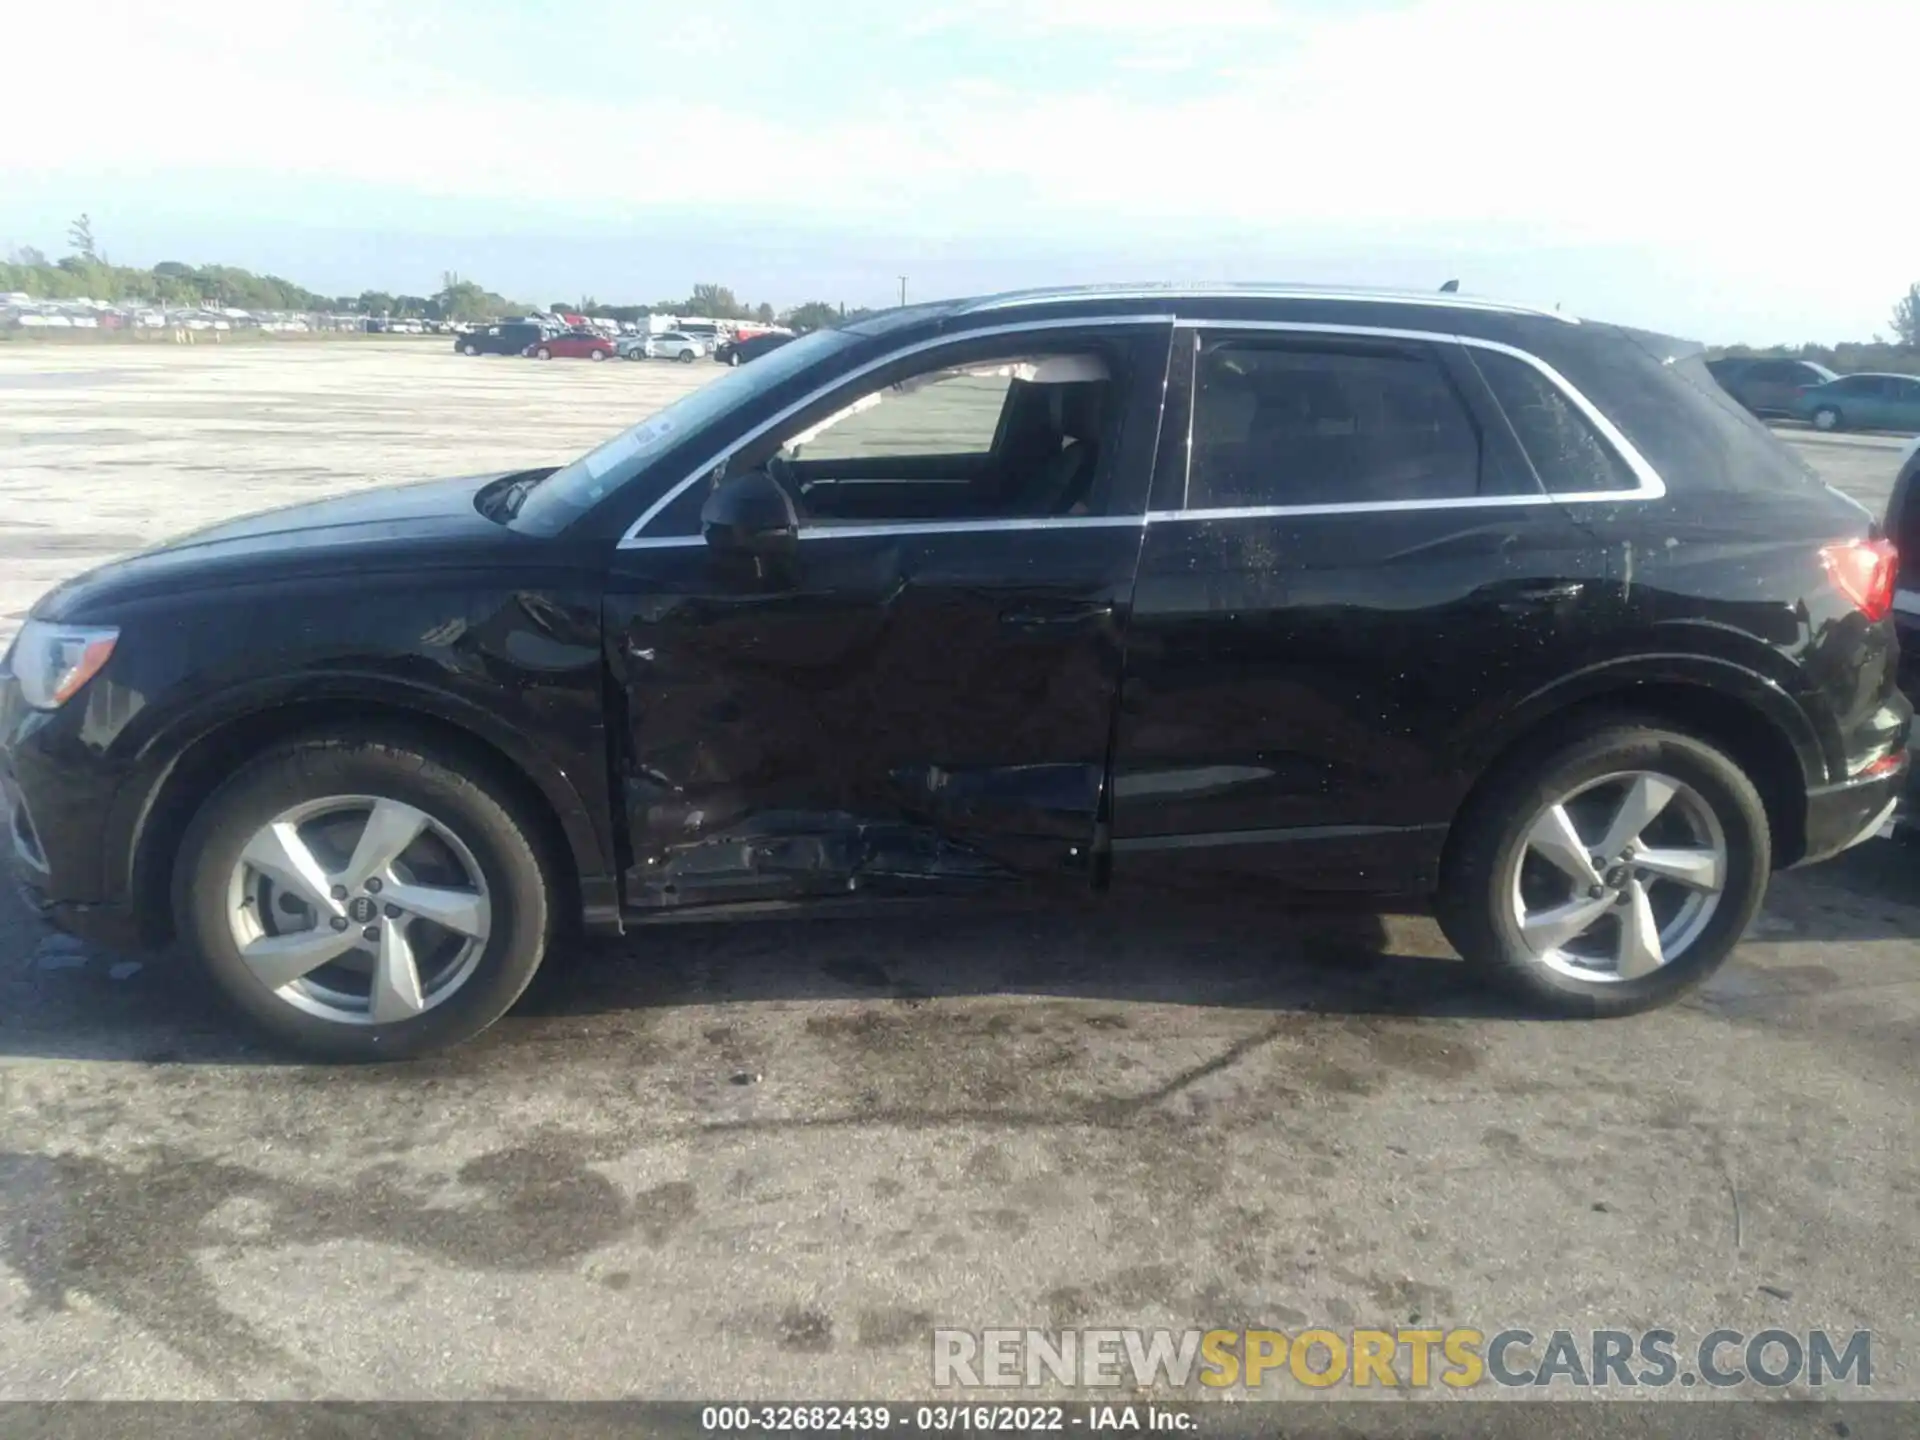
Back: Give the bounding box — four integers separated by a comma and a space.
1703, 283, 1920, 375
4, 218, 877, 332
35, 213, 1911, 349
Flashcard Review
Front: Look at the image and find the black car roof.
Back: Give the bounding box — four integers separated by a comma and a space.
838, 283, 1628, 354
951, 282, 1574, 323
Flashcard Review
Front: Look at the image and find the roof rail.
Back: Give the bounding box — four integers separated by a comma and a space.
955, 282, 1577, 324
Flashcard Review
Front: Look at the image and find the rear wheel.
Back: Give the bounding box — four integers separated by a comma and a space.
626, 349, 644, 361
173, 733, 552, 1060
1437, 719, 1769, 1015
1812, 405, 1842, 432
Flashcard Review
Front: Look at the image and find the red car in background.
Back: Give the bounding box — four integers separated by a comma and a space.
527, 330, 615, 361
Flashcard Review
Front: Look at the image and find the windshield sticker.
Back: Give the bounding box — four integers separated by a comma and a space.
581, 429, 642, 479
581, 416, 680, 479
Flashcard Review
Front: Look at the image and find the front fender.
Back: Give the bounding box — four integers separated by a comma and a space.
105, 669, 614, 926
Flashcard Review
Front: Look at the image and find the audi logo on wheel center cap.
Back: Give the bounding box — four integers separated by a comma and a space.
346, 896, 379, 925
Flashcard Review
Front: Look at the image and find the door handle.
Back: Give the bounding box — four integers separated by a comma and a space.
1498, 581, 1585, 613
999, 601, 1115, 632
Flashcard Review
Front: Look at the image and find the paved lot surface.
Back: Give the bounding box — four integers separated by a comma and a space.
1, 341, 1917, 1403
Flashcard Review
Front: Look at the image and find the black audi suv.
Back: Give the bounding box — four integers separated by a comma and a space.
3, 285, 1909, 1058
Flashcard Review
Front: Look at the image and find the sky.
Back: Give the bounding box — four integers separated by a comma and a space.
4, 0, 1916, 343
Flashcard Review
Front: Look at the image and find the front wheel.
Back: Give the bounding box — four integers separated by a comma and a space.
462, 342, 479, 356
535, 346, 552, 360
1437, 719, 1769, 1016
173, 732, 553, 1060
729, 352, 741, 367
590, 349, 607, 362
678, 349, 696, 364
626, 349, 643, 361
1812, 406, 1842, 432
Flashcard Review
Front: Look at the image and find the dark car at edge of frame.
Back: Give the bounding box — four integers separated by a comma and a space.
2, 283, 1910, 1058
715, 331, 797, 367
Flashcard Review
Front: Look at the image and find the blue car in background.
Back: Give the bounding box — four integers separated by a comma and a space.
1795, 373, 1920, 434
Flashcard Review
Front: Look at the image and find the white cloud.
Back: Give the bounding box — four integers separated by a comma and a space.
7, 0, 1916, 334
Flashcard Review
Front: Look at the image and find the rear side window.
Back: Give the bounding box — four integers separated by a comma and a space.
1546, 327, 1823, 498
1189, 341, 1483, 508
1468, 347, 1638, 494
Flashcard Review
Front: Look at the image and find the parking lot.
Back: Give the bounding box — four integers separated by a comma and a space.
1, 340, 1918, 1403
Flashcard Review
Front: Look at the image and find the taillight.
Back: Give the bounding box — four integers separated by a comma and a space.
1820, 538, 1898, 621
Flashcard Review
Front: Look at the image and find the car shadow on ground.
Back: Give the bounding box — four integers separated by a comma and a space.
1755, 834, 1920, 942
0, 892, 1550, 1066
4, 837, 1915, 1067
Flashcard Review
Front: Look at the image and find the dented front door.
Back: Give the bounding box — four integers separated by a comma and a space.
604, 521, 1144, 910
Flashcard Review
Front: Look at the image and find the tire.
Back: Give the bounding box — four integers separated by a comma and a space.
1812, 406, 1842, 432
626, 350, 643, 361
1436, 717, 1769, 1016
729, 352, 741, 367
173, 731, 553, 1060
535, 347, 552, 360
678, 349, 695, 364
590, 349, 607, 362
462, 342, 479, 356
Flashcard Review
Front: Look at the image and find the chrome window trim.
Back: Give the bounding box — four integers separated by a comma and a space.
618, 517, 1141, 550
620, 534, 707, 551
958, 284, 1577, 325
1149, 319, 1666, 523
798, 516, 1139, 541
616, 314, 1174, 548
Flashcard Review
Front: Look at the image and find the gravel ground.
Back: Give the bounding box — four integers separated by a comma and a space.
0, 339, 1916, 1406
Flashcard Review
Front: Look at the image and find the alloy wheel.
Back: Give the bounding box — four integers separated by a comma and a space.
225, 795, 492, 1025
1507, 769, 1727, 982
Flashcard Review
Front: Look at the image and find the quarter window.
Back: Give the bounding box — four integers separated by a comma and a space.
1469, 347, 1638, 494
1188, 341, 1484, 508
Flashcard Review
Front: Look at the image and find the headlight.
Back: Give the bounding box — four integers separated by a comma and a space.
8, 620, 119, 710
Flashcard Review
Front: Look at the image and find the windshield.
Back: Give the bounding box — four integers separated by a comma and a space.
510, 326, 857, 532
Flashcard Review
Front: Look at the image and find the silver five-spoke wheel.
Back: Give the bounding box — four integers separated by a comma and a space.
226, 795, 491, 1025
1509, 769, 1726, 982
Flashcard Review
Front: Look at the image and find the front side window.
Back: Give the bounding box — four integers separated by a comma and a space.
1188, 340, 1483, 508
1469, 347, 1638, 494
779, 364, 1017, 462
737, 346, 1128, 526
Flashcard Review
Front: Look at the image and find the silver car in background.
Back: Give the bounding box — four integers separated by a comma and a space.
638, 331, 707, 363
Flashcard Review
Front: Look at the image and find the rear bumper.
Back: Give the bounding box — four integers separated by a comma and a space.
1892, 600, 1920, 836
1797, 756, 1909, 866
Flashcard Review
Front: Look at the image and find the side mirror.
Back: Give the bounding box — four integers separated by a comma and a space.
701, 469, 799, 557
